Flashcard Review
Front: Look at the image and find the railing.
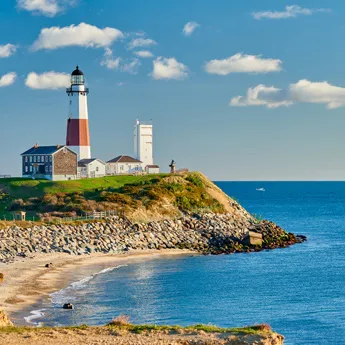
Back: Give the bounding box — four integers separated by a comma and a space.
0, 210, 123, 224
0, 175, 11, 178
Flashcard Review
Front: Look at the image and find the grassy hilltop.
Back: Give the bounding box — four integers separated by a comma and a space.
0, 172, 246, 222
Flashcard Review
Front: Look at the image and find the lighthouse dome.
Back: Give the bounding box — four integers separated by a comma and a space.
71, 66, 85, 85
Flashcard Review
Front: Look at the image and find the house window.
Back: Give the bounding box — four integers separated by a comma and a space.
45, 166, 48, 173
96, 167, 99, 172
120, 165, 124, 171
45, 156, 48, 162
29, 156, 32, 163
49, 156, 52, 162
25, 156, 28, 162
41, 156, 44, 162
29, 166, 32, 172
37, 156, 40, 163
25, 166, 28, 173
49, 166, 52, 173
33, 156, 36, 163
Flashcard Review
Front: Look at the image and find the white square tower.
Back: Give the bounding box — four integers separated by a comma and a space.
134, 120, 153, 168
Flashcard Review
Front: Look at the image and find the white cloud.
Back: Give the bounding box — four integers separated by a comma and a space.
32, 22, 124, 51
0, 73, 17, 87
133, 50, 154, 58
183, 21, 200, 36
252, 5, 331, 20
101, 47, 120, 70
101, 48, 141, 74
205, 53, 282, 75
0, 44, 17, 58
230, 79, 345, 109
17, 0, 60, 17
122, 58, 141, 75
25, 71, 70, 89
128, 38, 157, 50
151, 57, 189, 80
230, 84, 292, 108
290, 79, 345, 109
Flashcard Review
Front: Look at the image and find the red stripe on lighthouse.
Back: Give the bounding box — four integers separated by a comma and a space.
66, 119, 90, 146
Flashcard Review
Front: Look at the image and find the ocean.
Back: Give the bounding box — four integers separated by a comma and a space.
23, 182, 345, 345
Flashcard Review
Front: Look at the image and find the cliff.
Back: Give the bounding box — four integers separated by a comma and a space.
0, 323, 284, 345
0, 310, 13, 327
0, 172, 253, 221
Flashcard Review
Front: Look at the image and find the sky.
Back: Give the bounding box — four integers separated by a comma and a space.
1, 0, 345, 180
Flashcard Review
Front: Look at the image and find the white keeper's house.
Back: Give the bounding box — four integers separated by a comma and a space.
78, 158, 106, 178
106, 155, 143, 175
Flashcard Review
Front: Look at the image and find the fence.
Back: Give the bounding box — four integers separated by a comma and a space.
61, 210, 122, 222
0, 175, 11, 179
0, 210, 123, 224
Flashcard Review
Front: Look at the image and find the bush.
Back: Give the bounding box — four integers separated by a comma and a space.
109, 315, 131, 326
185, 174, 204, 188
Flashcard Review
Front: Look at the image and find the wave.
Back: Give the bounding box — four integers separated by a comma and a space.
50, 264, 128, 305
24, 309, 46, 326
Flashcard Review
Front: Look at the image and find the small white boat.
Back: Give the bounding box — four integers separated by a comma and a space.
256, 188, 265, 192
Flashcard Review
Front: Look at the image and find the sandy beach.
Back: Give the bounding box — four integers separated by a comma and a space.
0, 249, 197, 325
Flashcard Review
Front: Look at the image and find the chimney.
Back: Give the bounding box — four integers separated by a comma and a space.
34, 143, 38, 149
57, 144, 61, 149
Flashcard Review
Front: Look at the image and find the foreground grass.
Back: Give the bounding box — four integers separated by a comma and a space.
0, 323, 273, 335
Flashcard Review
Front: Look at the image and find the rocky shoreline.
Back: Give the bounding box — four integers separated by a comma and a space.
0, 213, 306, 263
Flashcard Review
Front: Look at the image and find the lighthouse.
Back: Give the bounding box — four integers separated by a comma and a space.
66, 66, 91, 160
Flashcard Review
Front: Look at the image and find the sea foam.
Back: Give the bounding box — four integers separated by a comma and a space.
50, 264, 128, 305
24, 309, 46, 326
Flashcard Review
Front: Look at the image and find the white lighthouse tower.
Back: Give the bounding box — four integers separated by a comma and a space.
134, 120, 154, 168
66, 66, 91, 160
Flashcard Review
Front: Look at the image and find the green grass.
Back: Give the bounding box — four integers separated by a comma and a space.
0, 175, 168, 199
0, 323, 272, 335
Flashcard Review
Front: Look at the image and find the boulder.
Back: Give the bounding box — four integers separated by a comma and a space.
62, 303, 74, 310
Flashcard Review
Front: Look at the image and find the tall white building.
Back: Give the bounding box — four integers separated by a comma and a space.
66, 66, 91, 160
134, 120, 154, 168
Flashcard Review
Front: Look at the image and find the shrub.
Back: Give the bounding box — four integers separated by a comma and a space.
185, 174, 204, 188
109, 315, 131, 326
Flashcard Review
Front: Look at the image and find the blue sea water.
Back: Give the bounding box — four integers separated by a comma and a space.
25, 182, 345, 345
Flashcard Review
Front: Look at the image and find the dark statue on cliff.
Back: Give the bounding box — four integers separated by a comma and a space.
169, 160, 176, 173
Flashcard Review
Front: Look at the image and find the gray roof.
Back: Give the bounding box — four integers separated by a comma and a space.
107, 155, 142, 164
21, 145, 72, 156
78, 158, 106, 167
